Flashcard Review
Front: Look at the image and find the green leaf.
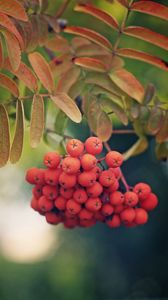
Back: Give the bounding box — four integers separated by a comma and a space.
44, 131, 63, 149
155, 142, 168, 161
10, 99, 24, 163
156, 111, 168, 143
109, 68, 144, 103
130, 101, 140, 119
51, 93, 82, 123
123, 137, 148, 160
54, 110, 68, 135
143, 83, 155, 105
30, 94, 44, 148
146, 107, 164, 135
0, 73, 19, 97
0, 104, 10, 167
100, 97, 128, 125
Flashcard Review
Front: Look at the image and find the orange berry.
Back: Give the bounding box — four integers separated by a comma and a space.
38, 196, 54, 212
81, 153, 97, 171
99, 170, 115, 187
113, 204, 125, 214
85, 197, 102, 212
105, 151, 123, 168
107, 179, 119, 193
124, 191, 139, 207
101, 203, 114, 216
42, 185, 58, 200
55, 196, 67, 210
111, 167, 122, 180
78, 171, 96, 187
66, 139, 84, 157
62, 156, 80, 174
140, 193, 158, 211
91, 166, 102, 179
106, 214, 121, 228
30, 197, 39, 211
26, 167, 38, 184
134, 208, 148, 225
59, 172, 77, 188
133, 182, 151, 200
85, 137, 103, 155
87, 182, 103, 197
120, 207, 135, 224
45, 212, 62, 225
73, 188, 88, 203
32, 185, 43, 199
79, 208, 93, 220
60, 187, 74, 199
44, 168, 61, 186
66, 199, 81, 215
110, 191, 124, 206
43, 152, 61, 169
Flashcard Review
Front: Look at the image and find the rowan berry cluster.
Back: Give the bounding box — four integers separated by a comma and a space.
25, 137, 158, 229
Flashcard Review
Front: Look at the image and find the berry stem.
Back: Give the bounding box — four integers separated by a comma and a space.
104, 142, 130, 192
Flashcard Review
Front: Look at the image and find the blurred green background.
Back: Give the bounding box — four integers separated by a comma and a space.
0, 1, 168, 299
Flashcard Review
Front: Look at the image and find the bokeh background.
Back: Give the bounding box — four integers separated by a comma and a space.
0, 0, 168, 299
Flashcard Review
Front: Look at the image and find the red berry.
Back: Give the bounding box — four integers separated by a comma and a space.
55, 196, 67, 210
99, 170, 115, 187
44, 168, 61, 186
79, 219, 96, 228
85, 197, 102, 212
91, 166, 102, 179
43, 152, 61, 169
62, 157, 80, 174
66, 139, 84, 157
133, 182, 151, 200
60, 187, 74, 199
113, 204, 125, 214
30, 197, 39, 211
32, 185, 43, 199
107, 179, 119, 193
64, 218, 78, 229
45, 212, 62, 224
42, 185, 58, 200
110, 191, 124, 206
106, 215, 121, 228
105, 151, 123, 168
81, 153, 97, 171
78, 171, 96, 187
26, 167, 38, 184
111, 167, 122, 180
120, 207, 135, 223
94, 211, 105, 222
87, 182, 103, 197
73, 188, 88, 204
59, 172, 77, 188
79, 208, 93, 220
38, 196, 54, 212
140, 193, 158, 211
66, 199, 81, 215
101, 203, 114, 216
124, 191, 139, 207
134, 208, 148, 225
85, 137, 103, 155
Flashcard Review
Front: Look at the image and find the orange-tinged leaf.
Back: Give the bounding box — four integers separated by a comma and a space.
49, 54, 73, 78
56, 67, 81, 93
155, 142, 168, 161
1, 29, 21, 71
44, 15, 60, 33
64, 26, 112, 51
71, 37, 91, 50
28, 52, 54, 93
101, 97, 128, 126
0, 0, 28, 21
0, 36, 3, 69
124, 26, 168, 51
0, 104, 10, 167
0, 73, 19, 97
73, 57, 107, 72
146, 107, 164, 136
131, 1, 168, 21
45, 35, 70, 53
10, 99, 24, 163
75, 43, 108, 57
117, 48, 168, 72
51, 93, 82, 123
0, 13, 24, 50
15, 19, 32, 51
4, 58, 38, 92
123, 137, 148, 160
30, 94, 44, 148
156, 112, 168, 143
109, 68, 144, 103
74, 4, 119, 30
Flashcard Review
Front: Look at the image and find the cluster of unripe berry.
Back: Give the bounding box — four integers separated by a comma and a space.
25, 137, 158, 229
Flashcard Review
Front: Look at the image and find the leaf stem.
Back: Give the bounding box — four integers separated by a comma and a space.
104, 141, 130, 192
55, 0, 70, 18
